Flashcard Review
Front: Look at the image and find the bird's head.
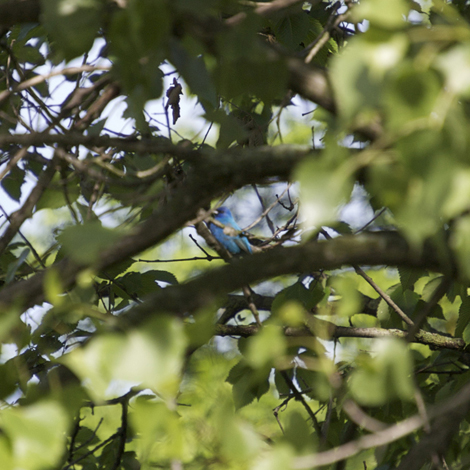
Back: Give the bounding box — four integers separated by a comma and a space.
213, 206, 232, 219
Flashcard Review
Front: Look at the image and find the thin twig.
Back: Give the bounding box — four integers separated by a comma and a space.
0, 154, 59, 257
242, 285, 262, 327
304, 4, 348, 64
355, 266, 414, 326
280, 370, 323, 437
406, 276, 452, 342
0, 65, 110, 104
138, 255, 221, 263
0, 204, 46, 268
354, 208, 387, 234
320, 229, 414, 326
244, 183, 293, 231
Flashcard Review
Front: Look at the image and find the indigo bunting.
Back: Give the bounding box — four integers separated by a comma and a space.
209, 206, 252, 255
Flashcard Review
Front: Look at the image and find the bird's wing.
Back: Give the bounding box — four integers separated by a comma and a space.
234, 235, 252, 254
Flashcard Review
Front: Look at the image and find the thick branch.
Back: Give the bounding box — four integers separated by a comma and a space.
0, 146, 308, 311
122, 232, 451, 326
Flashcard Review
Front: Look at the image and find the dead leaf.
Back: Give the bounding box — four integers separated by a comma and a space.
165, 78, 183, 125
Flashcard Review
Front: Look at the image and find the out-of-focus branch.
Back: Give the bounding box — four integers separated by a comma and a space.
0, 0, 40, 28
293, 380, 470, 469
0, 65, 110, 105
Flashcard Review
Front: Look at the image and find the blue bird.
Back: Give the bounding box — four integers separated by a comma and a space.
209, 206, 252, 255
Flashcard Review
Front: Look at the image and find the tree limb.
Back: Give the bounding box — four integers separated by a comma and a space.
214, 321, 465, 351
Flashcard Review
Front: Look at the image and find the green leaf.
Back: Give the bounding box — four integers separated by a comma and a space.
456, 296, 470, 338
108, 0, 169, 108
436, 43, 470, 97
57, 222, 123, 265
226, 360, 270, 409
384, 67, 442, 131
245, 324, 286, 369
1, 165, 25, 202
349, 338, 414, 406
271, 10, 311, 51
215, 57, 288, 103
272, 281, 325, 315
451, 215, 470, 280
398, 267, 426, 291
169, 39, 218, 109
130, 399, 185, 462
0, 360, 20, 400
296, 150, 353, 228
36, 173, 80, 211
99, 257, 135, 279
41, 0, 103, 60
204, 109, 247, 149
283, 410, 316, 453
353, 0, 410, 29
61, 316, 186, 401
0, 401, 69, 470
331, 33, 408, 122
330, 275, 362, 318
5, 248, 30, 284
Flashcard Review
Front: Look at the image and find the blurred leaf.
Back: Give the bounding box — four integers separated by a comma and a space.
451, 215, 470, 280
437, 43, 470, 97
36, 174, 80, 211
61, 316, 186, 401
41, 0, 103, 60
282, 410, 315, 453
169, 39, 218, 109
331, 33, 407, 122
5, 248, 29, 284
353, 0, 409, 28
331, 275, 362, 318
57, 222, 123, 265
271, 10, 311, 51
384, 66, 442, 131
0, 401, 69, 470
350, 338, 414, 406
109, 0, 168, 104
130, 399, 185, 462
245, 324, 286, 369
297, 152, 353, 228
43, 266, 65, 306
456, 296, 470, 338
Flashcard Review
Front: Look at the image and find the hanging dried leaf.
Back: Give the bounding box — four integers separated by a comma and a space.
165, 78, 183, 125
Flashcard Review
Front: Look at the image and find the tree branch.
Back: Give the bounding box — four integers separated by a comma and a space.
122, 232, 450, 326
0, 0, 40, 28
293, 380, 470, 469
214, 321, 465, 351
